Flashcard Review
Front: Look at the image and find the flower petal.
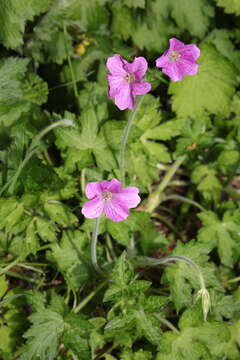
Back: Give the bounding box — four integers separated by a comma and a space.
178, 58, 199, 76
105, 178, 122, 193
104, 200, 130, 222
107, 75, 126, 98
81, 197, 104, 218
156, 52, 169, 68
114, 83, 134, 110
106, 54, 126, 76
179, 44, 200, 61
162, 63, 184, 82
85, 182, 103, 199
132, 81, 151, 95
113, 186, 141, 208
169, 38, 185, 51
124, 57, 148, 80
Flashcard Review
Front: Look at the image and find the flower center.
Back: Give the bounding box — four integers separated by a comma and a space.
101, 191, 112, 201
168, 50, 181, 62
125, 73, 135, 84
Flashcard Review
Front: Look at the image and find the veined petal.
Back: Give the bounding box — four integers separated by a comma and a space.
81, 197, 104, 218
169, 38, 185, 51
107, 75, 126, 98
106, 54, 126, 76
114, 83, 134, 110
124, 57, 148, 80
104, 200, 130, 222
162, 63, 184, 82
85, 182, 102, 199
179, 44, 200, 60
156, 52, 169, 68
105, 178, 122, 193
132, 81, 151, 95
178, 58, 199, 76
113, 186, 141, 208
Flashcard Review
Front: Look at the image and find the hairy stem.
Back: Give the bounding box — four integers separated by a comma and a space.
91, 216, 104, 275
74, 280, 108, 313
155, 313, 180, 333
63, 22, 81, 112
144, 155, 186, 213
119, 96, 144, 185
132, 254, 210, 320
162, 194, 206, 212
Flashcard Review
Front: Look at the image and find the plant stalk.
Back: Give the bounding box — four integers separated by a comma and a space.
91, 216, 104, 275
144, 155, 186, 213
119, 96, 144, 185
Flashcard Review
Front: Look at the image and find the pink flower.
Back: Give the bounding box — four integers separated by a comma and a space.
156, 38, 200, 82
81, 178, 141, 222
106, 54, 151, 110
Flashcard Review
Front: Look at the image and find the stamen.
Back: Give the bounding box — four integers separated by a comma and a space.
125, 73, 135, 84
101, 191, 112, 201
168, 50, 181, 62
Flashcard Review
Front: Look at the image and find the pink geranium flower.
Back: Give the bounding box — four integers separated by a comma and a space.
107, 54, 151, 110
156, 38, 200, 82
81, 178, 141, 222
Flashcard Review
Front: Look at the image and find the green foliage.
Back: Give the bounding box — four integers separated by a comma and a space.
0, 1, 240, 359
156, 306, 240, 360
215, 0, 240, 15
198, 210, 240, 267
20, 293, 92, 360
162, 241, 219, 312
157, 0, 214, 38
0, 0, 52, 49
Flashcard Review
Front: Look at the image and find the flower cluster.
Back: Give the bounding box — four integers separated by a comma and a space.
107, 37, 200, 110
82, 37, 200, 224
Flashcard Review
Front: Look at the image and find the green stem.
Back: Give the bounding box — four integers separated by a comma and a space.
227, 276, 240, 283
63, 22, 81, 112
91, 217, 104, 275
155, 313, 180, 333
133, 254, 206, 291
0, 257, 22, 276
162, 194, 206, 212
144, 155, 186, 213
119, 96, 144, 185
1, 119, 73, 196
5, 270, 36, 284
132, 254, 210, 320
153, 213, 178, 233
74, 280, 108, 313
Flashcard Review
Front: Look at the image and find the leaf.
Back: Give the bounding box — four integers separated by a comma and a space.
123, 0, 145, 8
215, 0, 240, 15
35, 217, 57, 243
191, 164, 222, 203
169, 44, 238, 118
112, 5, 135, 40
142, 119, 185, 141
0, 57, 29, 126
0, 0, 52, 49
198, 210, 240, 267
156, 319, 229, 360
55, 108, 104, 151
43, 201, 78, 227
63, 313, 93, 359
49, 230, 89, 290
156, 0, 214, 37
162, 240, 219, 311
20, 309, 65, 360
135, 310, 162, 345
21, 73, 48, 105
